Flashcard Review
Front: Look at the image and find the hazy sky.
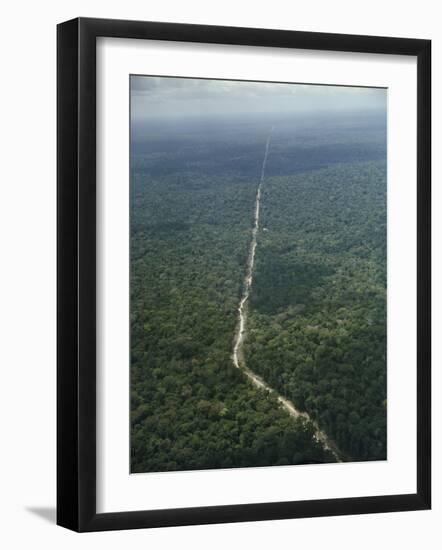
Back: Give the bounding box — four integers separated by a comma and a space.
131, 75, 387, 121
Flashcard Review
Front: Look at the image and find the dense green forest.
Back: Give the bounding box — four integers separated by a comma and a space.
247, 160, 387, 460
130, 112, 386, 472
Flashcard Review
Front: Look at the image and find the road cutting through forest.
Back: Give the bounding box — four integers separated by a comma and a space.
231, 127, 343, 463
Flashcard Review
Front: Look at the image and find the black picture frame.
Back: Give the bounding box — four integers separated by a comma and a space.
57, 17, 431, 532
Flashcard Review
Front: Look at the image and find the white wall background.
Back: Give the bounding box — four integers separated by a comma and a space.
0, 0, 439, 548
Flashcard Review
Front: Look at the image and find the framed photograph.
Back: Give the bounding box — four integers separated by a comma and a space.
57, 17, 431, 532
